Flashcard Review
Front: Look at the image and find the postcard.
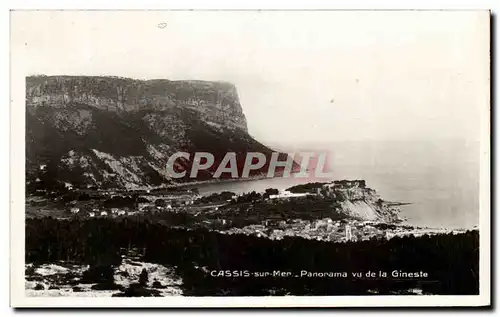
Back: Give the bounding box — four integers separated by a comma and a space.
10, 10, 491, 308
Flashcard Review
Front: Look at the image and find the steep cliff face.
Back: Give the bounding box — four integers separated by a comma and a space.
287, 180, 403, 223
327, 181, 402, 223
26, 76, 285, 190
26, 76, 247, 131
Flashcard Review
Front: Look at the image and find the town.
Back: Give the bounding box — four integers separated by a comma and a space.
26, 179, 466, 243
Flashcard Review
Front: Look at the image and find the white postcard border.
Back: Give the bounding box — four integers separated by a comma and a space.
9, 9, 491, 308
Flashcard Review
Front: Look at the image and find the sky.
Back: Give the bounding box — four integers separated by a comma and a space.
11, 10, 489, 146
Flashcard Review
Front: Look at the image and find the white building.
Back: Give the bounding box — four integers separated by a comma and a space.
70, 207, 80, 214
269, 190, 310, 200
88, 212, 95, 217
100, 211, 108, 216
345, 225, 353, 241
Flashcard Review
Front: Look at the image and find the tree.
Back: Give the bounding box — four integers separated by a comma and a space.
139, 268, 149, 286
155, 199, 167, 207
265, 188, 279, 196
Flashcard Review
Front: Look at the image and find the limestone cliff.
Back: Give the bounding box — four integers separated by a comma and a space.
26, 75, 291, 191
287, 180, 403, 223
326, 180, 403, 223
26, 76, 247, 131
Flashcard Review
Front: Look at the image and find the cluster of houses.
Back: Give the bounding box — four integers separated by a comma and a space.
318, 180, 378, 201
67, 197, 197, 218
219, 216, 391, 243
69, 207, 136, 218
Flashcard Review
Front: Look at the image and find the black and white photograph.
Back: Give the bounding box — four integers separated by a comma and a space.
9, 10, 490, 307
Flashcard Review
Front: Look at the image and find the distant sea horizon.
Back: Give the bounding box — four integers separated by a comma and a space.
195, 138, 480, 230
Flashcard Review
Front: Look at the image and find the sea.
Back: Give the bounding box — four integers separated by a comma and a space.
194, 139, 481, 229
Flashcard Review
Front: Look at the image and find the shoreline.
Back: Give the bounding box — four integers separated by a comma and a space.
166, 174, 273, 189
165, 170, 312, 190
385, 201, 412, 207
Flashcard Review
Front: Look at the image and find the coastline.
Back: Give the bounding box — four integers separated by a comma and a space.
166, 174, 273, 190
165, 169, 310, 191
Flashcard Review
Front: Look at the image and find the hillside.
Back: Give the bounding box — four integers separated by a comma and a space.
26, 75, 294, 191
287, 180, 403, 222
